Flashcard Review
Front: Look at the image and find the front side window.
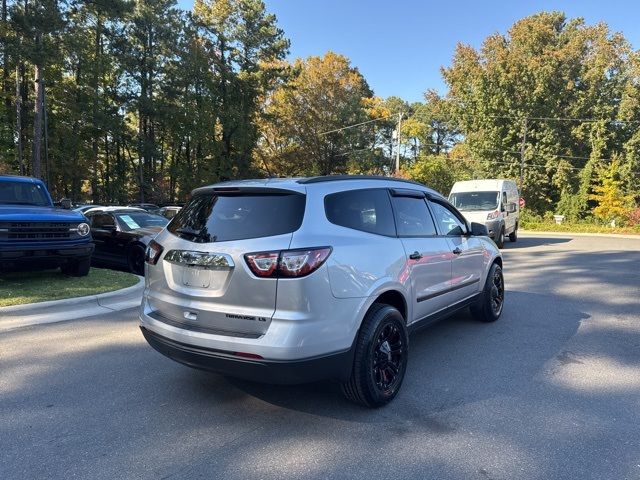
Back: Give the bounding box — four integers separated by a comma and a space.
391, 196, 437, 237
91, 213, 116, 229
325, 189, 395, 236
430, 201, 468, 236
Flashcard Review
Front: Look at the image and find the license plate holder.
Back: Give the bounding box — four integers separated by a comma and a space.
181, 268, 211, 288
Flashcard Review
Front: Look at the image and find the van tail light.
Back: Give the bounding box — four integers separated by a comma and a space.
244, 247, 332, 278
145, 240, 164, 265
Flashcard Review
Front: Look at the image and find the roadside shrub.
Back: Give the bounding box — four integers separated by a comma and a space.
628, 207, 640, 227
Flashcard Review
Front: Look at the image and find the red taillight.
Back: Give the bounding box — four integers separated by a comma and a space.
145, 240, 164, 265
244, 252, 280, 277
244, 247, 332, 278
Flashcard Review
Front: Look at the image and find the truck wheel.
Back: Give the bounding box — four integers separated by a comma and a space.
341, 304, 408, 408
495, 227, 505, 248
509, 224, 518, 242
127, 245, 146, 276
470, 263, 504, 322
61, 258, 91, 277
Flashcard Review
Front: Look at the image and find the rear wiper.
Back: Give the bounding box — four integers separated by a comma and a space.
174, 228, 214, 241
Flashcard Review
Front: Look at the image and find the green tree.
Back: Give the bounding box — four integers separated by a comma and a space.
589, 158, 635, 224
257, 52, 373, 176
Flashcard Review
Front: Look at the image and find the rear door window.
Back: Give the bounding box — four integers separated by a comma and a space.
324, 188, 395, 236
168, 193, 305, 243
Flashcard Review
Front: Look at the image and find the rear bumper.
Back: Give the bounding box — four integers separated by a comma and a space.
140, 326, 354, 384
0, 242, 94, 266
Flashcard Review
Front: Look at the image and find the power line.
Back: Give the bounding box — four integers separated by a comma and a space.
318, 116, 391, 136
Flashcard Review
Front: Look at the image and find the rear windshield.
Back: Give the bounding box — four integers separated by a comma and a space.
168, 193, 305, 243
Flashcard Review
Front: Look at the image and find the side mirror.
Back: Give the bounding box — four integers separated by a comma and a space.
505, 202, 517, 214
60, 198, 72, 209
470, 222, 488, 236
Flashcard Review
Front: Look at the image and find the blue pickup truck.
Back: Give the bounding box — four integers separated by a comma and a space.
0, 175, 94, 276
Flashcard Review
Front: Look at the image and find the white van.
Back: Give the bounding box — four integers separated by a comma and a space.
448, 179, 520, 248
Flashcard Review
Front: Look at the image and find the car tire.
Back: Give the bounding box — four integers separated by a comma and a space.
495, 226, 505, 248
470, 263, 504, 323
127, 245, 146, 276
509, 225, 518, 242
61, 258, 91, 277
341, 303, 408, 408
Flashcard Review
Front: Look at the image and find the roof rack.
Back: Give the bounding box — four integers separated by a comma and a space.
296, 175, 424, 187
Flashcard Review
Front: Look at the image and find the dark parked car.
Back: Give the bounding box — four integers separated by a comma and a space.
127, 203, 160, 215
74, 205, 105, 214
0, 175, 94, 276
85, 207, 168, 275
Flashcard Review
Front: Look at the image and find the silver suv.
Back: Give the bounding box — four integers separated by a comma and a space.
140, 176, 504, 407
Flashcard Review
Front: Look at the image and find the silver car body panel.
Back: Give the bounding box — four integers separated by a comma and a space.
140, 177, 501, 364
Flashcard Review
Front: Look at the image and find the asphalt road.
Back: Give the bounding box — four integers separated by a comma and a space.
1, 234, 639, 480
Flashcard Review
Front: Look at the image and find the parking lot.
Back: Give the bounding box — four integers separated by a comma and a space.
1, 233, 639, 480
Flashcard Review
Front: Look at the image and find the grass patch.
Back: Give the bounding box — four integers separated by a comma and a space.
0, 267, 139, 307
521, 221, 640, 235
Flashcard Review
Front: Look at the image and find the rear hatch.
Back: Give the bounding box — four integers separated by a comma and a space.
146, 186, 306, 338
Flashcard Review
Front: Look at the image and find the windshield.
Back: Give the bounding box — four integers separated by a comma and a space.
115, 212, 168, 231
449, 191, 499, 211
0, 181, 50, 206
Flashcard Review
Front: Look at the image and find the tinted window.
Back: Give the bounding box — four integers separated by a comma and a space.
325, 189, 395, 236
392, 196, 437, 236
430, 201, 468, 236
168, 193, 305, 243
449, 191, 499, 211
0, 181, 50, 206
90, 213, 116, 229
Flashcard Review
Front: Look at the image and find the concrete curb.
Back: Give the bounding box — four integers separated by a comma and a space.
521, 230, 640, 240
0, 276, 145, 333
0, 275, 144, 314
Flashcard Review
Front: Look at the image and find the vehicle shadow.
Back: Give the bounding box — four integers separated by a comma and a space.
501, 235, 572, 249
217, 289, 587, 423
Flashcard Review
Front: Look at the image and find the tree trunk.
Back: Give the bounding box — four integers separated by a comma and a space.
2, 0, 12, 147
15, 64, 23, 174
91, 15, 101, 203
32, 52, 43, 179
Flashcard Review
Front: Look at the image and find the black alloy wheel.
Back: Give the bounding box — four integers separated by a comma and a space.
372, 322, 404, 394
342, 303, 408, 407
489, 266, 504, 317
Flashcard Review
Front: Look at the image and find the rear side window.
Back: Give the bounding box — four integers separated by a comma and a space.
168, 193, 305, 243
391, 196, 437, 236
324, 189, 395, 236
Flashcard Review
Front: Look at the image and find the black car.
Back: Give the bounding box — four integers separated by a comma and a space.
85, 207, 168, 275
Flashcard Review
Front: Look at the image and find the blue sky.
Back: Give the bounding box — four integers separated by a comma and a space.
177, 0, 640, 103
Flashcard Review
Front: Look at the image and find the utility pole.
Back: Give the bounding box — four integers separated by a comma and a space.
519, 117, 528, 188
395, 112, 402, 173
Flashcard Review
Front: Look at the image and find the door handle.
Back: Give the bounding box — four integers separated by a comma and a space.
409, 251, 423, 260
452, 247, 462, 255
